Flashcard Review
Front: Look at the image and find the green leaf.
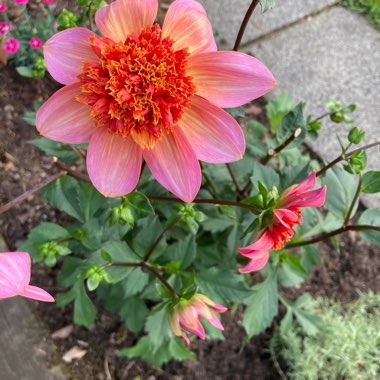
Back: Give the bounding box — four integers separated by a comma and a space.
362, 171, 380, 193
294, 310, 322, 336
324, 166, 359, 219
122, 267, 150, 297
243, 270, 278, 338
169, 339, 196, 361
301, 246, 320, 273
124, 191, 155, 217
277, 103, 307, 146
57, 257, 84, 288
145, 304, 171, 351
225, 106, 245, 117
120, 297, 149, 334
77, 182, 106, 221
196, 268, 250, 304
19, 222, 70, 257
22, 111, 36, 126
260, 0, 276, 13
166, 235, 196, 269
250, 161, 280, 191
358, 209, 380, 245
29, 138, 79, 163
266, 93, 293, 133
16, 66, 34, 78
43, 176, 83, 221
74, 282, 96, 327
278, 254, 308, 287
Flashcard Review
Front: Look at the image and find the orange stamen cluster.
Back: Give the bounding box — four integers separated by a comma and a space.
269, 209, 302, 249
77, 24, 195, 149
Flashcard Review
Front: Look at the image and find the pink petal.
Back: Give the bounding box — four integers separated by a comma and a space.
87, 128, 142, 197
274, 209, 300, 229
187, 51, 276, 108
143, 129, 201, 203
239, 251, 270, 273
36, 83, 95, 144
283, 171, 317, 198
44, 27, 98, 85
162, 0, 217, 55
238, 230, 274, 256
284, 186, 327, 209
214, 304, 228, 313
0, 252, 30, 296
179, 95, 245, 163
207, 313, 224, 331
181, 332, 190, 346
95, 0, 158, 43
22, 285, 55, 302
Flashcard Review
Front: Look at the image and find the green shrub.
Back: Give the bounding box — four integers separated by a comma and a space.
271, 292, 380, 380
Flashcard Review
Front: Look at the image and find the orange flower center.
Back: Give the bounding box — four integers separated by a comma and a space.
77, 24, 196, 149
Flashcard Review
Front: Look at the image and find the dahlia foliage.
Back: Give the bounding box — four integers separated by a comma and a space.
2, 0, 380, 367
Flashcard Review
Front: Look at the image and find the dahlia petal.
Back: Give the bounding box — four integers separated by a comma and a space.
95, 0, 158, 42
239, 251, 270, 273
162, 0, 217, 55
22, 285, 55, 302
237, 230, 274, 255
274, 209, 300, 229
284, 171, 317, 198
0, 252, 31, 295
181, 332, 190, 346
284, 186, 327, 209
179, 95, 245, 163
143, 129, 201, 203
36, 83, 95, 144
207, 313, 224, 331
214, 304, 228, 313
187, 51, 276, 108
44, 27, 98, 85
87, 128, 142, 197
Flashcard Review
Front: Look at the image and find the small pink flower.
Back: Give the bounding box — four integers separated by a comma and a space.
0, 2, 6, 12
0, 252, 54, 302
42, 0, 55, 3
15, 0, 29, 4
4, 38, 20, 54
37, 0, 275, 202
29, 37, 43, 49
0, 21, 11, 35
168, 293, 227, 345
238, 171, 326, 273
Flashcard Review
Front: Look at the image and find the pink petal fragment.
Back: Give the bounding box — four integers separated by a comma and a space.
187, 51, 276, 108
87, 128, 142, 197
0, 252, 30, 296
44, 27, 98, 85
143, 129, 201, 203
179, 95, 245, 163
36, 83, 95, 144
181, 332, 190, 346
22, 285, 55, 302
214, 304, 228, 313
162, 0, 217, 55
274, 209, 300, 229
238, 230, 274, 256
284, 171, 317, 198
284, 186, 327, 209
239, 251, 270, 273
95, 0, 158, 42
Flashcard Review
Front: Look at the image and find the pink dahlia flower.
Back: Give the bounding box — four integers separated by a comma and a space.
0, 2, 6, 12
0, 21, 11, 35
29, 37, 43, 49
4, 38, 20, 54
37, 0, 275, 202
238, 171, 326, 273
0, 252, 54, 302
15, 0, 29, 4
168, 293, 227, 345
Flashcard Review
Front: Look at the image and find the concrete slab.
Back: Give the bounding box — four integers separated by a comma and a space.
244, 6, 380, 207
199, 0, 338, 49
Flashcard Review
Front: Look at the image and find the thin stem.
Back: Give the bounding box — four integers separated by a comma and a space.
317, 141, 380, 177
200, 163, 218, 198
233, 0, 260, 51
286, 225, 380, 248
226, 163, 244, 197
143, 216, 182, 262
0, 171, 66, 215
147, 195, 260, 213
53, 159, 90, 182
344, 175, 362, 226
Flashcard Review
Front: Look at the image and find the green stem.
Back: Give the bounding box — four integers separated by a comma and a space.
226, 163, 244, 198
344, 175, 362, 226
286, 225, 380, 248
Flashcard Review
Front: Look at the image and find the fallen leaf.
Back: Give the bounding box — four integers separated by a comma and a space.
51, 324, 74, 340
62, 346, 87, 363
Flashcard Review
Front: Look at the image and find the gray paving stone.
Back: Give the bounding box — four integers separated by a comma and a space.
199, 0, 338, 48
244, 6, 380, 207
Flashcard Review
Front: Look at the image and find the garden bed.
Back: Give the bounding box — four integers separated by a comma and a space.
1, 64, 379, 379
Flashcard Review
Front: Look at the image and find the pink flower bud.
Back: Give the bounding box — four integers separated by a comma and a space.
0, 252, 54, 302
0, 2, 6, 12
4, 38, 20, 54
0, 21, 11, 35
29, 37, 42, 49
168, 294, 227, 345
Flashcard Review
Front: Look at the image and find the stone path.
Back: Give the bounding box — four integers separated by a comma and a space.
0, 235, 69, 380
200, 0, 380, 207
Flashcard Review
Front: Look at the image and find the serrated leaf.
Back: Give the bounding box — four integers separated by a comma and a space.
169, 339, 196, 361
124, 191, 154, 217
29, 137, 79, 163
358, 209, 380, 245
196, 268, 250, 304
122, 267, 150, 297
77, 182, 106, 221
43, 176, 83, 221
278, 254, 308, 287
57, 257, 84, 288
145, 304, 171, 351
166, 235, 196, 269
294, 310, 322, 336
362, 171, 380, 193
301, 246, 320, 273
243, 270, 278, 338
266, 93, 293, 133
250, 161, 280, 191
120, 297, 149, 334
277, 103, 307, 146
74, 282, 96, 328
